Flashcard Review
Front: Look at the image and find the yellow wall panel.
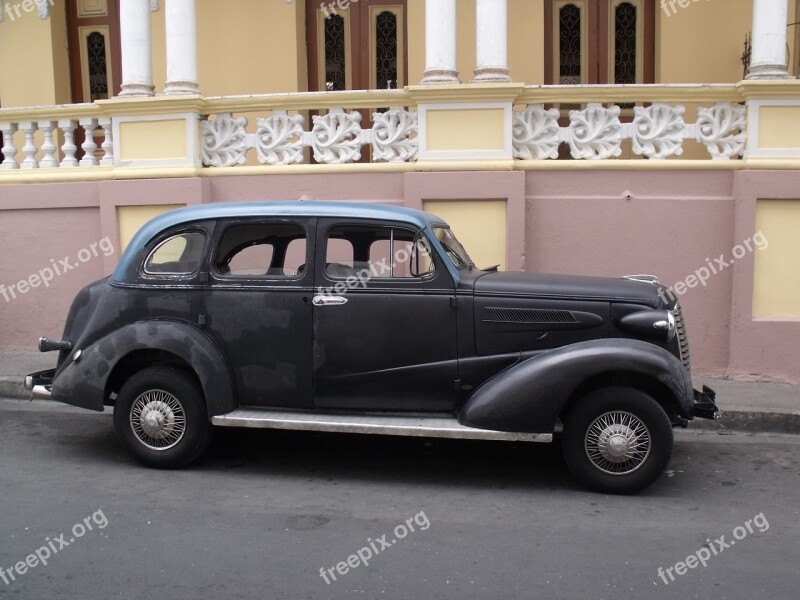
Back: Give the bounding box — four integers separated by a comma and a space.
753, 199, 800, 318
758, 106, 800, 149
424, 200, 507, 271
119, 120, 188, 161
196, 0, 305, 95
118, 205, 185, 252
509, 0, 544, 85
658, 0, 753, 83
0, 8, 62, 107
426, 108, 505, 152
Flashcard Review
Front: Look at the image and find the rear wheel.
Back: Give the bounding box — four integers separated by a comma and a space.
113, 367, 212, 468
562, 387, 673, 494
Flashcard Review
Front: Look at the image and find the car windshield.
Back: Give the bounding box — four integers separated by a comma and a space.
432, 226, 475, 270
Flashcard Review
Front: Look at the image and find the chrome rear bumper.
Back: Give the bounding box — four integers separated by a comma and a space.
24, 370, 55, 400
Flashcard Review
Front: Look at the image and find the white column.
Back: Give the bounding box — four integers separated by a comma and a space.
747, 0, 793, 79
164, 0, 200, 94
119, 0, 155, 96
472, 0, 511, 82
421, 0, 460, 84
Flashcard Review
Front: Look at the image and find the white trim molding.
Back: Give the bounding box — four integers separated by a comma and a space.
112, 113, 201, 168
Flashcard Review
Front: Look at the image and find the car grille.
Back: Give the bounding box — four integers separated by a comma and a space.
674, 303, 691, 373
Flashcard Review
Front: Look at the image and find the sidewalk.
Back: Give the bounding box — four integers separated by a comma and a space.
1, 350, 798, 433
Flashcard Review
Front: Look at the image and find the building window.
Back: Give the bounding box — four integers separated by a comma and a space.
87, 31, 109, 101
614, 2, 637, 84
559, 4, 583, 84
324, 15, 347, 91
375, 11, 398, 90
545, 0, 654, 85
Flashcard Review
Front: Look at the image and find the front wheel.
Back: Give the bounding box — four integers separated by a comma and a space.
562, 387, 673, 494
113, 367, 212, 469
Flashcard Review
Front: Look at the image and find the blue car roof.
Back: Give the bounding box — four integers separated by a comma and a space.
112, 201, 447, 282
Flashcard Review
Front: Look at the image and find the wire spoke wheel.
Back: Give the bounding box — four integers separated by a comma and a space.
129, 389, 187, 451
584, 410, 651, 475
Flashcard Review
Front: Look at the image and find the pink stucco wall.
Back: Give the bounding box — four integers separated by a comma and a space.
524, 170, 736, 377
0, 169, 796, 382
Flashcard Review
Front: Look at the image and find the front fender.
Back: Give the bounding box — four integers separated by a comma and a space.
51, 320, 235, 416
458, 339, 692, 433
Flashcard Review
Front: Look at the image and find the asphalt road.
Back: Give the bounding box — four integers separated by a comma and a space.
0, 399, 798, 600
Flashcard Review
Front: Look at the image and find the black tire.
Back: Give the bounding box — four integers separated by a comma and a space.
562, 387, 673, 494
113, 366, 212, 469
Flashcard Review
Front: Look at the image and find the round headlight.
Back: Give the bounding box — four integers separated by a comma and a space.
653, 311, 676, 341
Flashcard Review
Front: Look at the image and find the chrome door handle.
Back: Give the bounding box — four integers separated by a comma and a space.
312, 295, 348, 307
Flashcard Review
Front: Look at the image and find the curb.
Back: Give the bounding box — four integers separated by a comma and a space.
689, 411, 800, 435
0, 377, 27, 400
0, 376, 797, 435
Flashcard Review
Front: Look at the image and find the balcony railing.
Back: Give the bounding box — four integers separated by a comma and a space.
513, 85, 746, 161
0, 83, 782, 181
201, 89, 417, 167
0, 104, 113, 172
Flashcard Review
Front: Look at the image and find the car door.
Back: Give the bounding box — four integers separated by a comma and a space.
312, 219, 459, 412
203, 217, 314, 409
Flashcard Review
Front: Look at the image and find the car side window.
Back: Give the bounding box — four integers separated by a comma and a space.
144, 231, 206, 275
324, 225, 435, 280
215, 221, 307, 278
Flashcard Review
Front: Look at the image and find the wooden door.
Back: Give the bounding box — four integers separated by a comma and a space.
66, 0, 122, 103
306, 0, 408, 93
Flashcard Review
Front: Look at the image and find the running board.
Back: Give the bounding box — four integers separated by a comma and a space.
212, 409, 552, 443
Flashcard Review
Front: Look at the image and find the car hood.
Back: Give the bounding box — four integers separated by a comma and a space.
474, 271, 664, 308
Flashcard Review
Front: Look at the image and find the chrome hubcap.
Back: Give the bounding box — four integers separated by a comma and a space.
585, 411, 651, 475
130, 390, 186, 451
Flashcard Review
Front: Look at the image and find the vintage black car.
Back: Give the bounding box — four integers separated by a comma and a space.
26, 201, 718, 493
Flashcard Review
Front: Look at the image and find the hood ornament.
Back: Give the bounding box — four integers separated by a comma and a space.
623, 274, 660, 285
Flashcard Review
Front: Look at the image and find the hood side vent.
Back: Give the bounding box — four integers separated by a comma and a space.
485, 307, 578, 325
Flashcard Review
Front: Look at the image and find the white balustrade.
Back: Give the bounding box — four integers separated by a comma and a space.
0, 118, 114, 169
0, 88, 751, 174
513, 101, 746, 161
79, 118, 100, 167
200, 107, 419, 167
38, 121, 59, 168
99, 118, 114, 166
0, 123, 18, 169
58, 120, 79, 168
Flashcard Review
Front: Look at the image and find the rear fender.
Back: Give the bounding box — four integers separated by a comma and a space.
458, 339, 693, 433
51, 321, 235, 415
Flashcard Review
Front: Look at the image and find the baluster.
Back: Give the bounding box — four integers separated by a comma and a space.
58, 119, 79, 167
99, 118, 114, 166
0, 122, 19, 169
79, 118, 99, 166
38, 121, 58, 168
19, 121, 39, 169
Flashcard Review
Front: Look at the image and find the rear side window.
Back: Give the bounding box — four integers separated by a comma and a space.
144, 231, 206, 275
215, 221, 307, 278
